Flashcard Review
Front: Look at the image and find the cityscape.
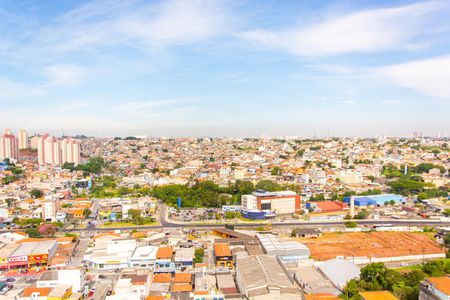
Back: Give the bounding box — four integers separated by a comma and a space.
1, 1, 450, 300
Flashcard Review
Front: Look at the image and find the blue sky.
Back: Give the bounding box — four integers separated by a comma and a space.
0, 0, 449, 137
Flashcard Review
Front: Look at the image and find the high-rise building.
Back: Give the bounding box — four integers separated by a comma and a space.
18, 129, 28, 149
30, 135, 39, 149
37, 135, 81, 166
44, 136, 62, 166
62, 137, 81, 165
0, 129, 19, 160
37, 134, 49, 165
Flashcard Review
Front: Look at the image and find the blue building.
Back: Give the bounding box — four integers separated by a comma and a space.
343, 194, 405, 206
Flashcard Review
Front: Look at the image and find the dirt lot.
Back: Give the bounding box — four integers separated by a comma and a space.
299, 232, 444, 261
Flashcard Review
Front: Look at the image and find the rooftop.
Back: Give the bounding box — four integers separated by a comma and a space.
214, 243, 231, 257
359, 291, 399, 300
427, 276, 450, 295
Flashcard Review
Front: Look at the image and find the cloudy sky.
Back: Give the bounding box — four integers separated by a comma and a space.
0, 0, 449, 137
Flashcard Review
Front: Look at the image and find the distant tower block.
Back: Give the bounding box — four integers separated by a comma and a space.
350, 196, 355, 218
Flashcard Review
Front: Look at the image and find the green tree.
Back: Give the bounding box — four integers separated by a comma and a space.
255, 180, 283, 191
82, 208, 92, 218
193, 248, 204, 264
345, 221, 357, 228
271, 166, 282, 176
30, 189, 43, 198
5, 198, 16, 208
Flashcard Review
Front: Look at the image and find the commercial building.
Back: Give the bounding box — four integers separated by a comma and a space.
293, 267, 339, 295
216, 273, 238, 295
241, 190, 301, 219
317, 259, 360, 290
213, 243, 233, 270
8, 240, 58, 268
235, 255, 302, 299
419, 276, 450, 300
129, 246, 157, 269
174, 247, 195, 268
86, 238, 137, 270
256, 234, 310, 263
154, 246, 175, 274
343, 194, 405, 207
306, 201, 349, 213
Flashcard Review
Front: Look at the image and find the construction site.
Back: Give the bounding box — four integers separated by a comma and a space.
299, 232, 445, 261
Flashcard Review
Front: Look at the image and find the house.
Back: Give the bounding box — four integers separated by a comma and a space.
20, 287, 52, 300
419, 276, 450, 300
171, 273, 193, 293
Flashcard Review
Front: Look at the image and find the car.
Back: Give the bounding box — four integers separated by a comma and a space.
106, 290, 113, 296
5, 278, 15, 283
88, 291, 94, 297
98, 275, 107, 279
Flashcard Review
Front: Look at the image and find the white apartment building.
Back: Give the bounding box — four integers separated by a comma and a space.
18, 129, 28, 149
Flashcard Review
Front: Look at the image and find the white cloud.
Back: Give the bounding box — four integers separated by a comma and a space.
342, 99, 357, 105
241, 1, 446, 56
22, 0, 230, 58
377, 55, 450, 98
0, 78, 47, 99
44, 64, 86, 87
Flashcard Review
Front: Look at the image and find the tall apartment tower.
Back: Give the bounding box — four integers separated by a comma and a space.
44, 136, 62, 166
18, 129, 28, 149
62, 137, 81, 165
37, 134, 49, 165
0, 129, 19, 160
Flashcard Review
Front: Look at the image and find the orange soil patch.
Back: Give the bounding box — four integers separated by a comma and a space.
300, 232, 444, 261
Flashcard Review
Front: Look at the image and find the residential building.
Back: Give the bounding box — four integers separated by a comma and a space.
18, 129, 28, 149
419, 276, 450, 300
0, 129, 18, 160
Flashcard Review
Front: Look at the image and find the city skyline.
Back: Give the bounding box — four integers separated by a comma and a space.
0, 0, 449, 136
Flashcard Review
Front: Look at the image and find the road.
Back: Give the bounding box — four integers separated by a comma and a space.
67, 219, 450, 232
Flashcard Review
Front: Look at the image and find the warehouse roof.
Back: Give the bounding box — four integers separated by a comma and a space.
317, 259, 360, 290
237, 255, 299, 297
257, 234, 310, 257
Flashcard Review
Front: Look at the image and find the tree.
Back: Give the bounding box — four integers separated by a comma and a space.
83, 208, 92, 219
443, 209, 450, 217
271, 166, 282, 176
25, 228, 41, 238
5, 198, 16, 208
443, 233, 450, 252
193, 248, 204, 264
128, 209, 143, 224
255, 180, 283, 191
38, 224, 57, 237
342, 279, 361, 299
30, 189, 43, 199
345, 221, 357, 228
354, 209, 369, 219
296, 149, 305, 157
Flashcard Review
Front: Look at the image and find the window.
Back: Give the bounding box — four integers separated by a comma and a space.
261, 203, 271, 210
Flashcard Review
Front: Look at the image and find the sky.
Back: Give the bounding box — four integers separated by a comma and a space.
0, 0, 449, 137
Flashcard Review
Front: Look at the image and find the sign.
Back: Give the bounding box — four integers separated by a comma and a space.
28, 254, 48, 263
